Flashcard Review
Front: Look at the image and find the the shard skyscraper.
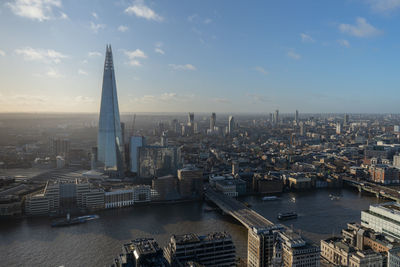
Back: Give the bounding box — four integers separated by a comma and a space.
97, 45, 124, 176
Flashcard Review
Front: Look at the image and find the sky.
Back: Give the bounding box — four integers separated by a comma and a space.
1, 0, 400, 113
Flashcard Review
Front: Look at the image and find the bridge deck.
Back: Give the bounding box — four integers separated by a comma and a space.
205, 188, 274, 229
343, 176, 400, 202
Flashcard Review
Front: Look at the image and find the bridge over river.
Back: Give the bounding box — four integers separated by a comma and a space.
205, 188, 280, 230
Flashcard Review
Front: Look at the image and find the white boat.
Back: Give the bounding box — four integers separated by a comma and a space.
262, 196, 278, 201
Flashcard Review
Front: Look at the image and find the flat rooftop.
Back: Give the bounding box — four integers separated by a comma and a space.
201, 232, 232, 241
173, 233, 200, 244
124, 238, 160, 256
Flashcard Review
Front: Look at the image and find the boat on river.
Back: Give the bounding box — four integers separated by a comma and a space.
262, 196, 278, 201
51, 214, 99, 227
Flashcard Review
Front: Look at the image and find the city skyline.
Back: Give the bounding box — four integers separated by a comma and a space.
1, 0, 400, 113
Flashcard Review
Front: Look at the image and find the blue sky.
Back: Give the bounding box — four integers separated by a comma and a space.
0, 0, 400, 113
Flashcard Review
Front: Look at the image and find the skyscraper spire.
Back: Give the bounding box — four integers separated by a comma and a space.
97, 45, 124, 176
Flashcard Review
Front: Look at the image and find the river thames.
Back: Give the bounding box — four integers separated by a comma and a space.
0, 188, 383, 267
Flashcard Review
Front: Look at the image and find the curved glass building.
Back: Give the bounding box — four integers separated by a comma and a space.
97, 45, 124, 176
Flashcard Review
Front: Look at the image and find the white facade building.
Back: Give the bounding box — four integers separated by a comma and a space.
361, 202, 400, 240
105, 189, 134, 208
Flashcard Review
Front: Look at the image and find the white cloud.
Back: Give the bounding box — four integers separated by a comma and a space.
300, 33, 315, 43
160, 92, 177, 101
337, 39, 350, 48
246, 94, 270, 103
0, 50, 5, 56
124, 49, 147, 66
187, 14, 198, 22
8, 94, 49, 104
15, 47, 67, 63
367, 0, 400, 12
90, 21, 105, 33
188, 14, 212, 24
204, 18, 212, 24
132, 94, 156, 104
169, 64, 197, 71
124, 0, 163, 21
88, 51, 101, 57
118, 25, 129, 32
74, 96, 94, 103
212, 98, 231, 104
60, 12, 68, 19
155, 48, 165, 55
92, 12, 98, 19
131, 92, 194, 104
339, 17, 381, 37
46, 68, 63, 78
254, 66, 268, 75
78, 69, 88, 75
287, 50, 301, 60
7, 0, 63, 21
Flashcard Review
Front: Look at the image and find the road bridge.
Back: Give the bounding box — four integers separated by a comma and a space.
205, 188, 278, 230
343, 176, 400, 202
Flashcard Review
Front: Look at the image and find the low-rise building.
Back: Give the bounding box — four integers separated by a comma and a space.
0, 196, 22, 216
215, 180, 237, 197
24, 194, 50, 216
279, 231, 320, 267
133, 185, 151, 203
369, 165, 399, 184
348, 250, 383, 267
252, 175, 283, 194
321, 237, 354, 266
388, 247, 400, 267
105, 189, 134, 209
152, 175, 179, 201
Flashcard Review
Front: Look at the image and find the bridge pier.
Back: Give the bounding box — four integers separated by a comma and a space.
357, 186, 362, 193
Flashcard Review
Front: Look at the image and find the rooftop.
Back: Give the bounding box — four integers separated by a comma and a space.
172, 233, 200, 244
124, 238, 160, 256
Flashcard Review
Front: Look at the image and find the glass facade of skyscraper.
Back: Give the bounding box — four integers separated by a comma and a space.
97, 45, 124, 175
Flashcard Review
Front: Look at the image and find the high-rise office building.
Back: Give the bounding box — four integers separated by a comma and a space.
164, 232, 236, 266
210, 112, 216, 131
344, 114, 349, 126
188, 112, 194, 126
49, 138, 70, 157
393, 154, 400, 168
273, 109, 279, 125
129, 136, 145, 173
177, 165, 203, 199
228, 115, 235, 134
248, 226, 319, 267
97, 45, 124, 176
295, 110, 299, 123
248, 226, 277, 267
336, 122, 341, 135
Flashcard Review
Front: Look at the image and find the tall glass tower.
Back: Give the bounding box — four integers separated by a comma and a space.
97, 45, 124, 176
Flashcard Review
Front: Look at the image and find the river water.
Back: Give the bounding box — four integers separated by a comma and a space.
0, 188, 383, 267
